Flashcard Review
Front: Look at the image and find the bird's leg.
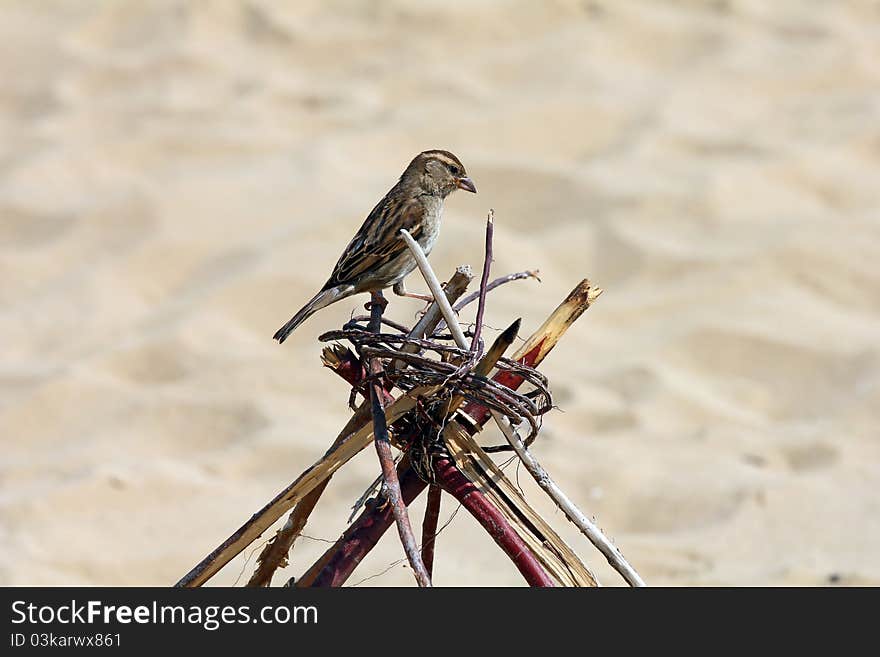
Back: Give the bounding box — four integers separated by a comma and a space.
362, 290, 388, 391
393, 280, 436, 318
393, 280, 434, 303
365, 290, 388, 314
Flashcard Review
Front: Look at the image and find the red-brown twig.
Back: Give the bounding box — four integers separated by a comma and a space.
421, 485, 442, 578
459, 280, 601, 429
444, 212, 494, 379
347, 315, 412, 334
367, 291, 432, 587
470, 211, 494, 356
451, 270, 541, 314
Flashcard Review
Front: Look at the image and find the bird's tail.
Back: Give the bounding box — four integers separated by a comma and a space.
273, 285, 353, 343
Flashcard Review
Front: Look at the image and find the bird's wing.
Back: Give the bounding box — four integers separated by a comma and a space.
325, 191, 424, 289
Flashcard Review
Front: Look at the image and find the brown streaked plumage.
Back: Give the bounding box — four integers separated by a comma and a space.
273, 150, 476, 343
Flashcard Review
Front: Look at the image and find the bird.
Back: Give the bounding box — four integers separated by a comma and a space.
273, 149, 477, 343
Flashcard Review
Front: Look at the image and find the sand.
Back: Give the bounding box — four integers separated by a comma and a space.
1, 0, 878, 586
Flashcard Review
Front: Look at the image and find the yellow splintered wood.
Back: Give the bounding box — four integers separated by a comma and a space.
512, 279, 602, 363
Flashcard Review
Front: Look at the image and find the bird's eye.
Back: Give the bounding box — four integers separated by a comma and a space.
449, 165, 460, 176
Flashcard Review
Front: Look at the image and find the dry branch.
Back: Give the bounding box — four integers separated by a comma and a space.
398, 245, 605, 585
443, 279, 605, 586
451, 270, 540, 314
367, 291, 431, 587
469, 211, 494, 357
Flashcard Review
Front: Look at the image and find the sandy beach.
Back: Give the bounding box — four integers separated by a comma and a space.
1, 0, 879, 586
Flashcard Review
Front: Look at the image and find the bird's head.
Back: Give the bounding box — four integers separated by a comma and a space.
403, 150, 477, 198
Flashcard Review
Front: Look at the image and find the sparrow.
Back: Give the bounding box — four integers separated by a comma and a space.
273, 149, 476, 343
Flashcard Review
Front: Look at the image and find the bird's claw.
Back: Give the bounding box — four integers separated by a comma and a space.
414, 298, 434, 319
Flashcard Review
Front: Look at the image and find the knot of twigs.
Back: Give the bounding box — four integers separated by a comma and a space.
318, 324, 553, 449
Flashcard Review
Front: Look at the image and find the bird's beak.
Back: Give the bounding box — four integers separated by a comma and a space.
457, 177, 477, 194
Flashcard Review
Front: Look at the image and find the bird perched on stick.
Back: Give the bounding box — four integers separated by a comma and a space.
273, 150, 476, 343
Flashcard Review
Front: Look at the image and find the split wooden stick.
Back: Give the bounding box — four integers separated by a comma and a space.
175, 382, 439, 587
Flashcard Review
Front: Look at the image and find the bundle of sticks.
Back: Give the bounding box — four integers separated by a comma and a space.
176, 213, 644, 588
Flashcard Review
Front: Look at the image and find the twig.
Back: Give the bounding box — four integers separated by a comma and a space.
346, 315, 412, 334
421, 485, 442, 578
399, 228, 468, 349
367, 290, 432, 587
182, 273, 611, 588
244, 418, 370, 587
320, 345, 363, 384
470, 210, 494, 357
490, 411, 645, 587
440, 318, 521, 419
451, 270, 540, 314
